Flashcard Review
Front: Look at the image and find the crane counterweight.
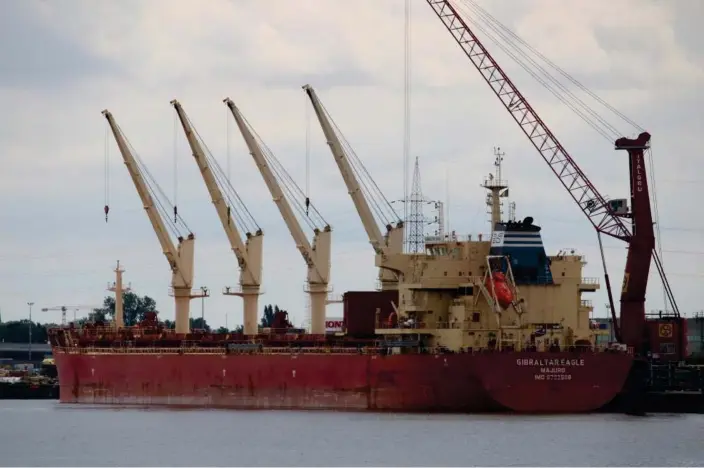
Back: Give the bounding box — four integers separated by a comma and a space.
615, 132, 651, 150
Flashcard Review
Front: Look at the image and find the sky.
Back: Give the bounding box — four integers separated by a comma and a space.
0, 0, 702, 328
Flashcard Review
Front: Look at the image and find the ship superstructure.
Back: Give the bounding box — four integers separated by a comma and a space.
367, 151, 604, 354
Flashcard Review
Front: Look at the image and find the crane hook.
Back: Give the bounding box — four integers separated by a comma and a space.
305, 197, 310, 216
173, 206, 178, 223
104, 205, 110, 222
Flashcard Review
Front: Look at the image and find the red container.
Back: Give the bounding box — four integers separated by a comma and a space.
343, 290, 399, 336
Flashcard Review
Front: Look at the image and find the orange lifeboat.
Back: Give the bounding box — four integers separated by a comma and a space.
485, 271, 514, 309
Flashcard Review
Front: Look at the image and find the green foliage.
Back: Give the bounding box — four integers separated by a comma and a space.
0, 320, 56, 343
92, 292, 158, 326
261, 304, 280, 328
190, 317, 210, 331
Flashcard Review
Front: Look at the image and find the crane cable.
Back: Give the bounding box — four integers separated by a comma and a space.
403, 0, 412, 252
462, 0, 644, 133
456, 0, 644, 140
648, 143, 666, 310
104, 123, 110, 222
173, 112, 179, 223
305, 93, 311, 216
226, 107, 232, 225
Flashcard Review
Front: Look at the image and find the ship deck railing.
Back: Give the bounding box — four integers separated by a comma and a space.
376, 321, 543, 332
53, 346, 386, 356
52, 343, 633, 356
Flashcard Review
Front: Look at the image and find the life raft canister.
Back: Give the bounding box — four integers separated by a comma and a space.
485, 271, 514, 309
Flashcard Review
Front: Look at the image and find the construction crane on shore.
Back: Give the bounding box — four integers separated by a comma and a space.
171, 100, 264, 336
102, 109, 207, 334
224, 97, 332, 334
41, 305, 101, 325
424, 0, 683, 358
304, 85, 406, 291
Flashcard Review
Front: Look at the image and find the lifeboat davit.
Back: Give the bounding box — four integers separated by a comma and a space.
485, 271, 514, 309
387, 312, 398, 328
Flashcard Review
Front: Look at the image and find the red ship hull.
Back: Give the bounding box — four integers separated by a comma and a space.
53, 350, 633, 413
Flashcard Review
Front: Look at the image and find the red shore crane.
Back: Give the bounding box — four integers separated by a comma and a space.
425, 0, 686, 360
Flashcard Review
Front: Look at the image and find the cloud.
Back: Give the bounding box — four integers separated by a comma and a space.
0, 0, 702, 328
0, 2, 115, 90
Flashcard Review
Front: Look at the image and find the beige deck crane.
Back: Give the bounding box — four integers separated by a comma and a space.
102, 109, 206, 334
303, 85, 406, 290
171, 100, 264, 336
224, 98, 332, 334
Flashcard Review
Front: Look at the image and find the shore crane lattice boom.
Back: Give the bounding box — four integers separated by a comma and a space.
171, 100, 264, 336
224, 97, 331, 335
102, 109, 206, 335
424, 0, 681, 355
303, 85, 406, 291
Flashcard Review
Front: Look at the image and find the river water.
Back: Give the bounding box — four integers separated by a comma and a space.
1, 400, 702, 466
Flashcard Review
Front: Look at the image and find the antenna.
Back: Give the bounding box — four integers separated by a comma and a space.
427, 201, 445, 238
482, 147, 509, 230
508, 201, 516, 222
494, 146, 504, 182
445, 165, 450, 236
407, 157, 426, 253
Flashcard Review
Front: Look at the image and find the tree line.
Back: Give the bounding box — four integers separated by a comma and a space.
0, 320, 55, 344
0, 293, 283, 343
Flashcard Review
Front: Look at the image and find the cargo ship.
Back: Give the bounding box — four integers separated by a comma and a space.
49, 146, 635, 413
49, 0, 688, 414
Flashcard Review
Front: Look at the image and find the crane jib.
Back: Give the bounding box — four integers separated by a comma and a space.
424, 0, 631, 243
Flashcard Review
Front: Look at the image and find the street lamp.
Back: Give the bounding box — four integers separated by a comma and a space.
27, 302, 34, 361
200, 286, 209, 326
